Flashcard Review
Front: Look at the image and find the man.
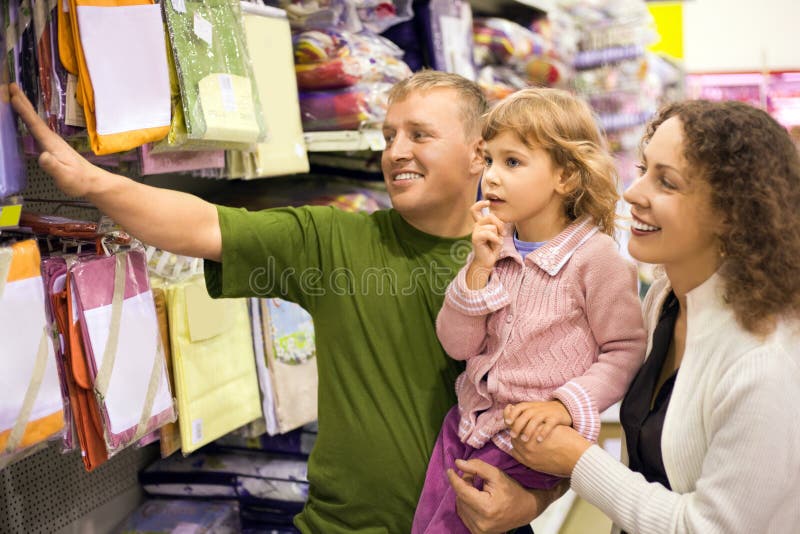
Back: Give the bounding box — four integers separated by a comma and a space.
11, 71, 556, 533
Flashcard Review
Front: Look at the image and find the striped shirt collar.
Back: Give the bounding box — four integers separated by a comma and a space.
499, 217, 599, 276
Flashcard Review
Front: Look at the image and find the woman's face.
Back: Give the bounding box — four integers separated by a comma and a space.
623, 116, 723, 285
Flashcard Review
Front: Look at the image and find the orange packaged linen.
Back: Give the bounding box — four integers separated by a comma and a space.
57, 0, 79, 74
61, 0, 171, 155
62, 273, 109, 470
0, 241, 65, 464
153, 287, 180, 458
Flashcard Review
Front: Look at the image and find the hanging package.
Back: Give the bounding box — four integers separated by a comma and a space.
0, 241, 65, 466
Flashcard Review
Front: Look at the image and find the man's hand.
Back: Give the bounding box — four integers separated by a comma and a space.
447, 458, 566, 534
7, 83, 222, 260
9, 83, 99, 197
504, 400, 572, 444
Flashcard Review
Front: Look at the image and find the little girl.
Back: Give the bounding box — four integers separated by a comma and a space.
413, 88, 647, 533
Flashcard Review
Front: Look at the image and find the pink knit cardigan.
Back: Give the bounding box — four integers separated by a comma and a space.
437, 218, 646, 453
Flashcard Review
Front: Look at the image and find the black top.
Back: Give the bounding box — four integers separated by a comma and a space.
619, 292, 679, 490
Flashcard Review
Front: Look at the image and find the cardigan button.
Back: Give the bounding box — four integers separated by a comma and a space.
505, 314, 513, 323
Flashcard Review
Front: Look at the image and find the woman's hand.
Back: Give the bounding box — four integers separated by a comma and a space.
508, 424, 592, 478
447, 458, 567, 534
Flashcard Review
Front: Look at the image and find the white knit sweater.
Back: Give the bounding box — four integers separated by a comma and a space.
571, 272, 800, 533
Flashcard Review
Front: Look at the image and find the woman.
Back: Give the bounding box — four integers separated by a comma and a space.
479, 100, 800, 533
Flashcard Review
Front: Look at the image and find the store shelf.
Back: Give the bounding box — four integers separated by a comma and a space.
469, 0, 552, 17
0, 443, 157, 534
303, 130, 385, 152
515, 0, 553, 12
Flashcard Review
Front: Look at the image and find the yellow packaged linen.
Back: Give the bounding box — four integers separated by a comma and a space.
152, 42, 253, 154
64, 0, 170, 155
0, 241, 65, 463
228, 3, 309, 179
166, 275, 261, 454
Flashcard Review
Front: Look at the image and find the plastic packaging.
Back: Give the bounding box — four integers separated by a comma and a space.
116, 499, 241, 534
68, 249, 176, 457
0, 241, 66, 469
0, 8, 27, 198
162, 0, 267, 144
299, 83, 390, 131
227, 3, 309, 179
294, 29, 411, 91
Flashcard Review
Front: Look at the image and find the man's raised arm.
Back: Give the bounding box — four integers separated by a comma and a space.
9, 83, 222, 261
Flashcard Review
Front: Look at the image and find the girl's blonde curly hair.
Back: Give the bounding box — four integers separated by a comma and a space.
482, 88, 619, 235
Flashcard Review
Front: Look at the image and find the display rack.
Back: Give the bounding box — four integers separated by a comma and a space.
303, 129, 386, 152
0, 443, 158, 534
0, 162, 163, 534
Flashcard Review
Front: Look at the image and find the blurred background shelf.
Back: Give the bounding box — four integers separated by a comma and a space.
303, 130, 386, 152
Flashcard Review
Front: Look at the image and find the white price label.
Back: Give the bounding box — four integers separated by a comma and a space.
191, 419, 203, 444
218, 74, 237, 112
171, 0, 186, 13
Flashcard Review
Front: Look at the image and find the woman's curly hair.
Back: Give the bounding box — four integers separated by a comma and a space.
643, 100, 800, 335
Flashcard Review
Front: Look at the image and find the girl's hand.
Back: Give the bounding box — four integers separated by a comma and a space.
509, 424, 592, 478
466, 201, 505, 289
504, 401, 572, 444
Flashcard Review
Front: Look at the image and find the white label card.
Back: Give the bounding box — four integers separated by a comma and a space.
171, 523, 201, 534
193, 12, 212, 46
171, 0, 186, 13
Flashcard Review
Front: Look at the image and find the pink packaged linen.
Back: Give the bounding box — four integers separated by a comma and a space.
40, 256, 77, 451
139, 143, 225, 175
69, 249, 175, 455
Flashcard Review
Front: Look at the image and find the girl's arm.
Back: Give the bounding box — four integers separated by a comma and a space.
436, 254, 510, 360
552, 241, 647, 442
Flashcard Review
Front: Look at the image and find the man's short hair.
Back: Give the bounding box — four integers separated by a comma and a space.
388, 70, 488, 139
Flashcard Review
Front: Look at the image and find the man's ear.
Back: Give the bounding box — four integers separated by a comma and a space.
469, 138, 486, 177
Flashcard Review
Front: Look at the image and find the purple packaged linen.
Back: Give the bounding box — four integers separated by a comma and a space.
0, 4, 27, 199
423, 0, 476, 78
381, 19, 425, 72
0, 90, 26, 198
382, 0, 475, 79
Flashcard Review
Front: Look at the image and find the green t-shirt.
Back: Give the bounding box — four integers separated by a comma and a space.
205, 205, 468, 533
